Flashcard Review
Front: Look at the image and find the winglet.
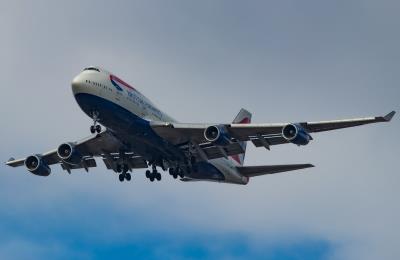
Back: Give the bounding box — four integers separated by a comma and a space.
383, 111, 396, 122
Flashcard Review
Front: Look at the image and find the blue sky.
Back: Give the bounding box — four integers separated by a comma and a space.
0, 1, 399, 259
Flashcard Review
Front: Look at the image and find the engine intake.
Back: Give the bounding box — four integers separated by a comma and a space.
282, 124, 311, 146
24, 155, 51, 176
57, 143, 82, 165
204, 125, 231, 146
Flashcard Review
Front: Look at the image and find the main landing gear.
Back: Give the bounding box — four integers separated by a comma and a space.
168, 168, 184, 179
168, 156, 195, 179
117, 163, 131, 182
90, 111, 102, 134
146, 164, 161, 182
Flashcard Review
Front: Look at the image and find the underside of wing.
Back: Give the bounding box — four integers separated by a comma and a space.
237, 164, 314, 177
151, 111, 395, 159
6, 130, 122, 166
60, 158, 97, 173
301, 111, 396, 133
5, 130, 148, 175
102, 154, 148, 170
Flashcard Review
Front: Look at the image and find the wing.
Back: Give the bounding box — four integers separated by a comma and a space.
6, 130, 148, 173
237, 164, 314, 177
151, 111, 395, 159
301, 110, 396, 132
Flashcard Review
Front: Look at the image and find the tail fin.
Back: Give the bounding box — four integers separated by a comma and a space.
229, 108, 252, 166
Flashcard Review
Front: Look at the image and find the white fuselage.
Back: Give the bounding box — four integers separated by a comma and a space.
71, 67, 249, 185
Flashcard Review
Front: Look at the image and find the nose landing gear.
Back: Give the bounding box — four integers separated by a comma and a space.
90, 111, 102, 134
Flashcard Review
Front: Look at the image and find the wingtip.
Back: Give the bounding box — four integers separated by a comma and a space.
5, 157, 15, 165
383, 111, 396, 122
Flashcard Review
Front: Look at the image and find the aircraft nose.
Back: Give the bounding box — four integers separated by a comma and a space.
71, 74, 84, 94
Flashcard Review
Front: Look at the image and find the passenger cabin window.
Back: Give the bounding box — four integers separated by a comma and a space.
83, 67, 100, 72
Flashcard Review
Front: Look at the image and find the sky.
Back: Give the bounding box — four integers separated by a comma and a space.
0, 0, 399, 259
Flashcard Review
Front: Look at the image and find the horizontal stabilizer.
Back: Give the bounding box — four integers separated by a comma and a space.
237, 163, 314, 177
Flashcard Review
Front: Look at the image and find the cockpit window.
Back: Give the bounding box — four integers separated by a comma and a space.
83, 67, 100, 72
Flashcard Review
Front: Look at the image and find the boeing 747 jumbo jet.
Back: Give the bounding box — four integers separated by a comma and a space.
5, 67, 396, 184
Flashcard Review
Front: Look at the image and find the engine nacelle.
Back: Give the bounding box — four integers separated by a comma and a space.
57, 142, 82, 165
282, 124, 311, 146
24, 155, 51, 176
204, 125, 232, 146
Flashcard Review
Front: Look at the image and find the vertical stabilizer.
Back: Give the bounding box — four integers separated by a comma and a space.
230, 108, 252, 166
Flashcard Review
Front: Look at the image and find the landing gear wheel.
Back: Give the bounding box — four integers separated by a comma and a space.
150, 176, 155, 182
145, 170, 151, 178
116, 164, 122, 173
177, 168, 184, 178
125, 173, 131, 181
156, 172, 161, 181
90, 111, 100, 134
118, 174, 124, 182
169, 168, 179, 179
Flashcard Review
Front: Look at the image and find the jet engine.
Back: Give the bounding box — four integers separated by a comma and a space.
282, 124, 312, 146
24, 155, 51, 176
57, 142, 82, 165
204, 125, 232, 146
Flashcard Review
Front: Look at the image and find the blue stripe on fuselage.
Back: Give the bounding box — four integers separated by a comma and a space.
187, 162, 225, 181
110, 78, 124, 92
74, 93, 148, 134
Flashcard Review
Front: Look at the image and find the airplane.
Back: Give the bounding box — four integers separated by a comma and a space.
5, 66, 396, 184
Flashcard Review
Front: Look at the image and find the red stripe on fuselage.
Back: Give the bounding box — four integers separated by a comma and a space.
110, 75, 136, 91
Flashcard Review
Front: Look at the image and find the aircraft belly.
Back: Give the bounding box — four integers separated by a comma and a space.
209, 159, 249, 185
74, 92, 185, 161
74, 92, 242, 185
184, 162, 225, 181
184, 159, 248, 185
